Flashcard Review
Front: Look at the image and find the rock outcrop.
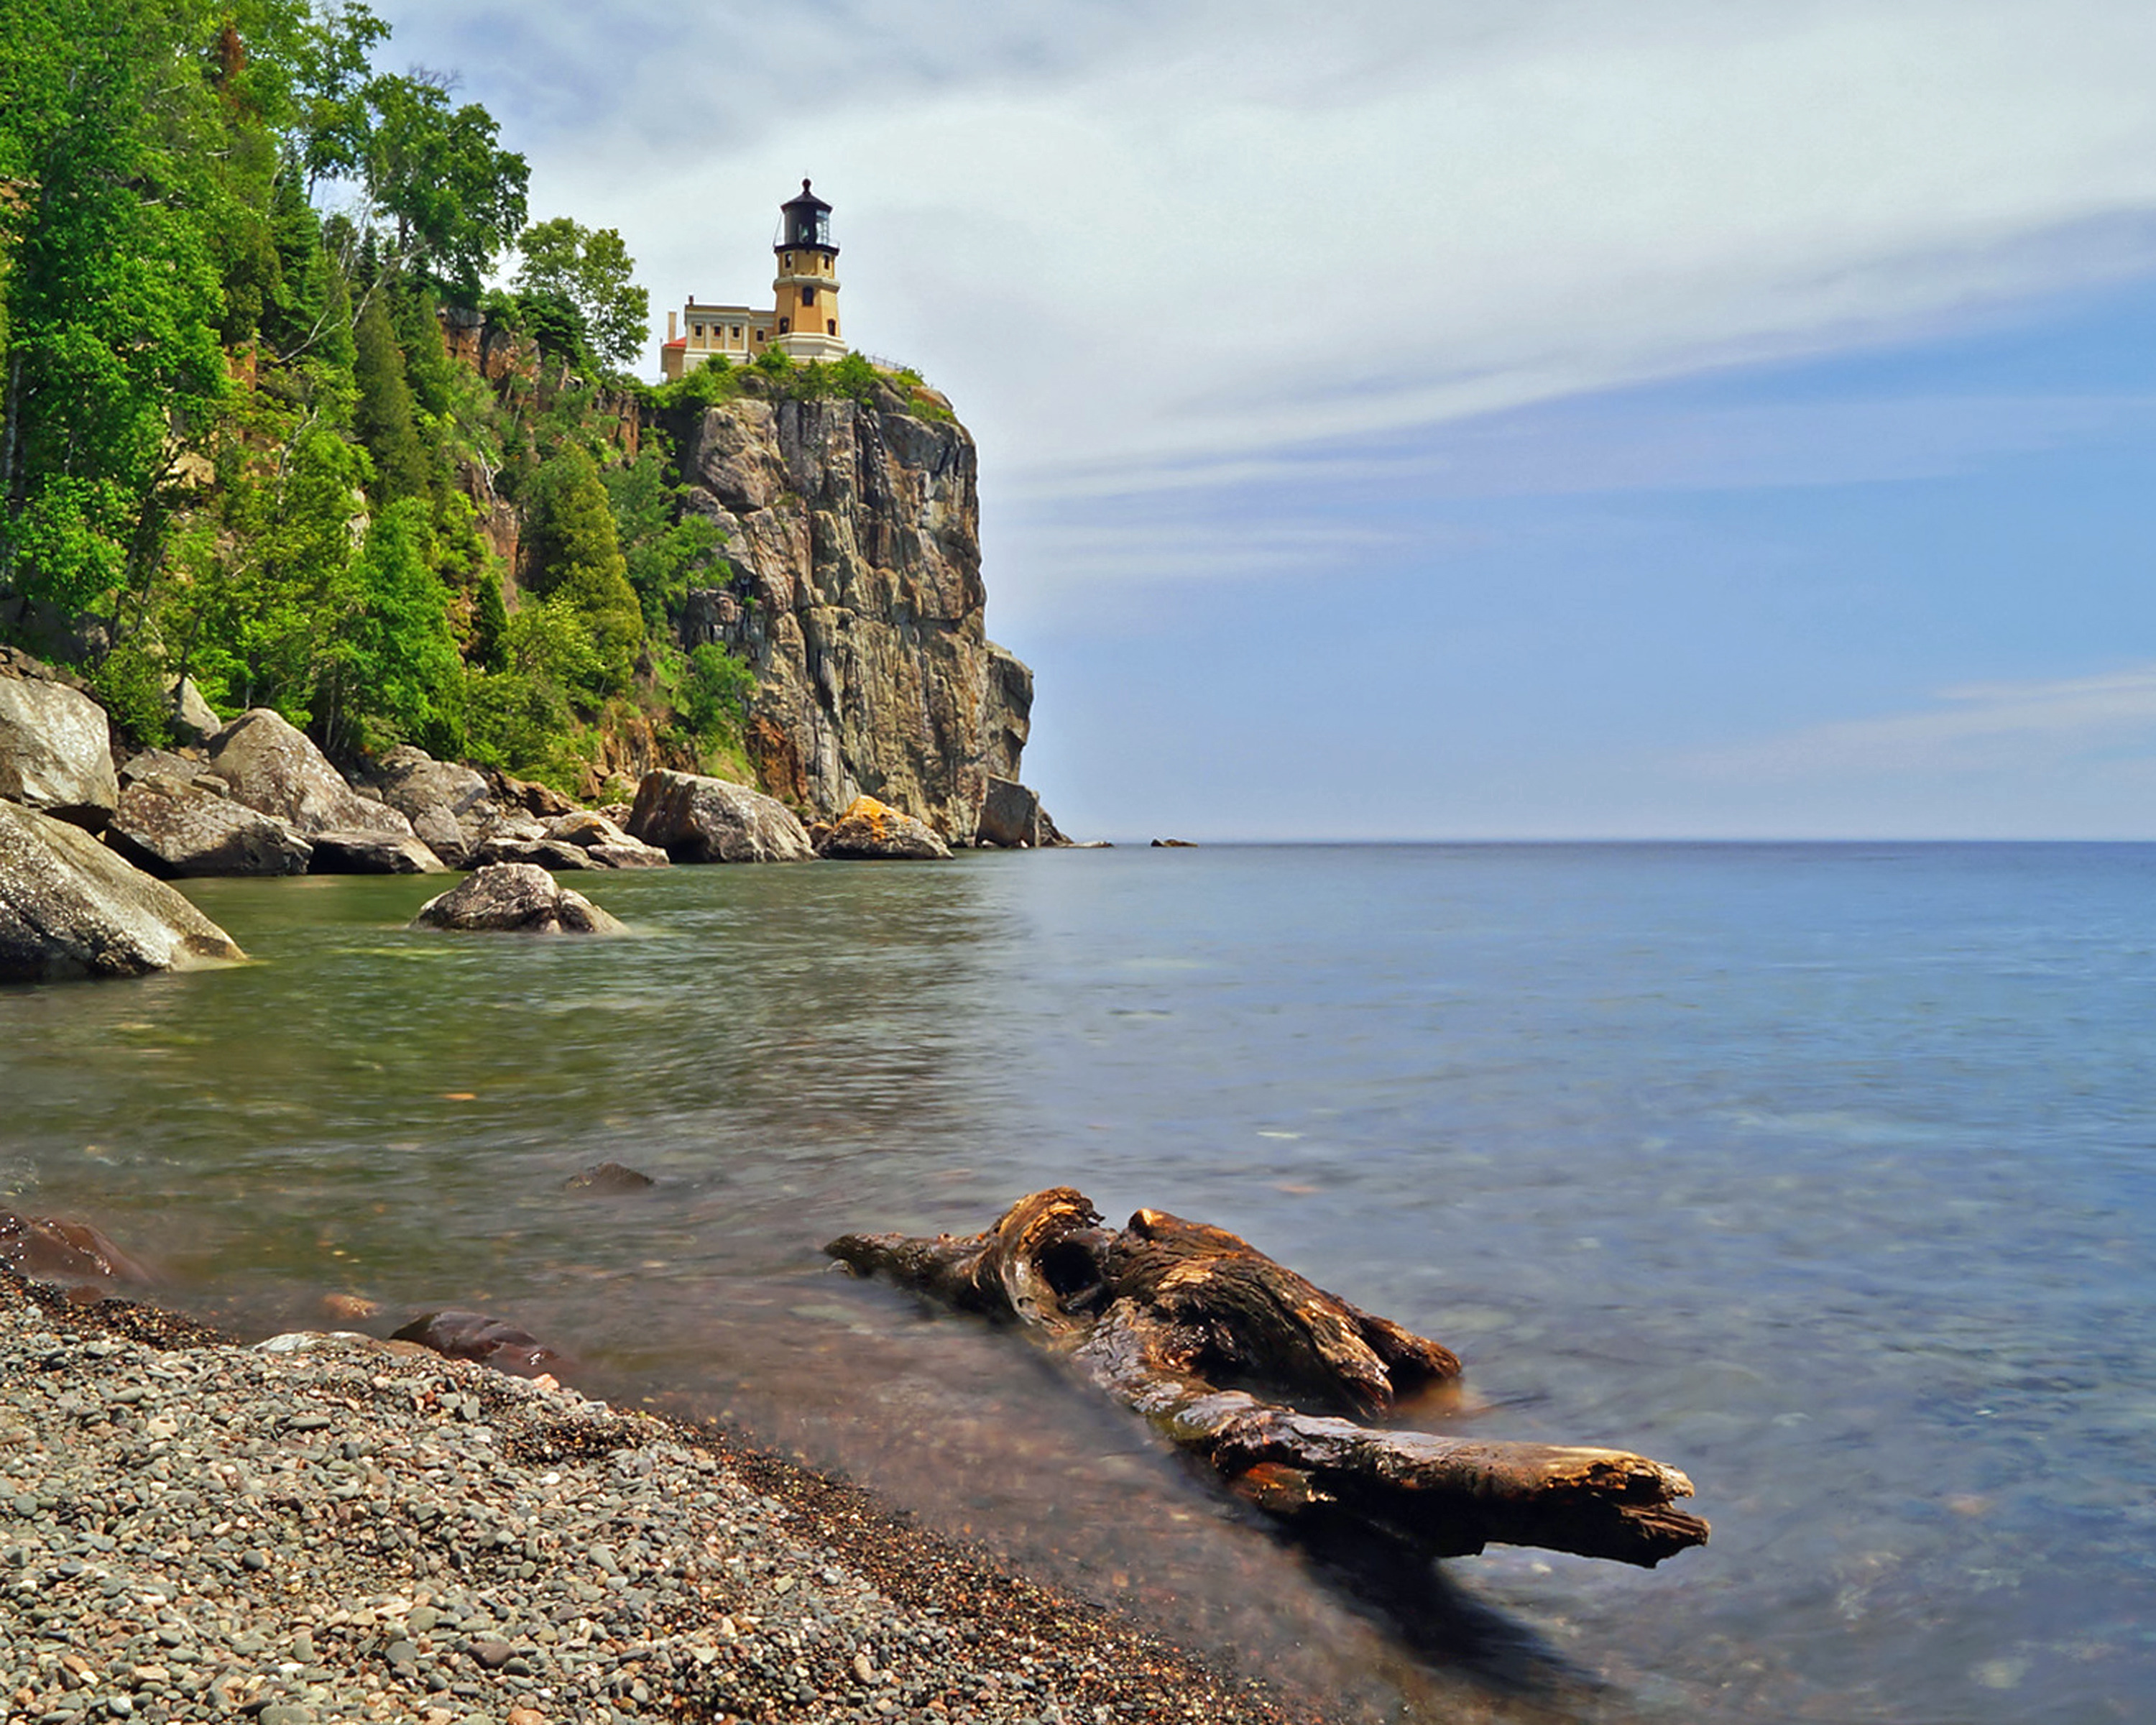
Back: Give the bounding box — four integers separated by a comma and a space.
410, 862, 625, 934
211, 709, 411, 837
0, 673, 119, 830
625, 769, 814, 864
665, 392, 1051, 845
0, 799, 247, 980
815, 794, 952, 861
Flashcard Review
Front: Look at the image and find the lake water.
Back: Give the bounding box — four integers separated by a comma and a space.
4, 844, 2152, 1721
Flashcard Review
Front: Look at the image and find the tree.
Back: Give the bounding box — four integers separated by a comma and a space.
521, 445, 640, 695
0, 0, 231, 634
351, 288, 428, 500
602, 446, 724, 630
360, 73, 528, 299
512, 217, 650, 369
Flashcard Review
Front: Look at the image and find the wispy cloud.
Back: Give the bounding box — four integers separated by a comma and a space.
382, 0, 2156, 494
1690, 666, 2156, 781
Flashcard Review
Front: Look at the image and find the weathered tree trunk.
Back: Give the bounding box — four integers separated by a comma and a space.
827, 1188, 1708, 1569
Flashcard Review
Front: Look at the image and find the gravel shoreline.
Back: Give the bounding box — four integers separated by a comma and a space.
0, 1271, 1313, 1725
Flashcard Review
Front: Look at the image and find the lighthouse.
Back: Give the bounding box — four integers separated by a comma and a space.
770, 179, 847, 363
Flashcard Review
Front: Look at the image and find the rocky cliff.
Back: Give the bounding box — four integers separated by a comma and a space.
664, 392, 1046, 846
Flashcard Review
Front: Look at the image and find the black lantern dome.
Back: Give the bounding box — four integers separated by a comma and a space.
778, 179, 835, 254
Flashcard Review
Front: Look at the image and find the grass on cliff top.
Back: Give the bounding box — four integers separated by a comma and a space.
650, 350, 954, 422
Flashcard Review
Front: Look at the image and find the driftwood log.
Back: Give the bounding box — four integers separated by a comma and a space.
826, 1188, 1708, 1569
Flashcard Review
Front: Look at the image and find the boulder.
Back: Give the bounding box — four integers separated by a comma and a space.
471, 835, 594, 871
816, 794, 952, 860
976, 776, 1041, 848
121, 748, 228, 794
625, 770, 814, 864
208, 709, 413, 837
586, 840, 671, 869
0, 675, 119, 829
409, 862, 625, 934
0, 799, 247, 980
166, 676, 222, 744
543, 809, 669, 868
104, 778, 313, 878
359, 745, 494, 864
488, 768, 579, 819
307, 829, 448, 874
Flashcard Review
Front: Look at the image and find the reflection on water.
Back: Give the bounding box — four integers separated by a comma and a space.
5, 845, 2156, 1722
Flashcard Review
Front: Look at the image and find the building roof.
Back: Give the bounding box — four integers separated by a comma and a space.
780, 177, 831, 213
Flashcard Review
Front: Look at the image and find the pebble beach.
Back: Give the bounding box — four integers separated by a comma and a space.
0, 1271, 1308, 1725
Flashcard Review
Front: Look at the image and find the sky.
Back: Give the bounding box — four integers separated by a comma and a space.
372, 0, 2156, 838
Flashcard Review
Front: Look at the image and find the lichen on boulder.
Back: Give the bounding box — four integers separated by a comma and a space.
815, 794, 952, 860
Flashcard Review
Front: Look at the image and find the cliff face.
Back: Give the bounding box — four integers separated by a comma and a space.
668, 395, 1040, 844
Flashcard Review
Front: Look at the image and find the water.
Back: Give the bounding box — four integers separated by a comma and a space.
4, 844, 2153, 1721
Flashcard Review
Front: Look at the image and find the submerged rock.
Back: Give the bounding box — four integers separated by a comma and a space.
104, 778, 313, 878
390, 1309, 562, 1378
626, 769, 814, 863
209, 708, 412, 837
816, 794, 952, 860
1, 799, 247, 980
409, 862, 625, 934
0, 674, 119, 830
0, 1209, 158, 1286
563, 1161, 656, 1194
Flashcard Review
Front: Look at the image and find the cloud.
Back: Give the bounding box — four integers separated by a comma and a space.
377, 0, 2156, 520
1688, 666, 2156, 781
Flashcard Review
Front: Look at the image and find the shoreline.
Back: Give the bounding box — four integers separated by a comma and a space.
0, 1269, 1311, 1725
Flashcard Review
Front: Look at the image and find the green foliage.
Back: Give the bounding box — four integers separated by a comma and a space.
678, 642, 755, 746
85, 639, 177, 748
360, 73, 528, 298
521, 445, 641, 694
653, 359, 743, 410
0, 0, 231, 625
602, 447, 725, 630
462, 596, 602, 783
470, 570, 509, 673
784, 351, 885, 404
351, 288, 428, 500
512, 217, 650, 369
0, 0, 755, 794
313, 494, 461, 755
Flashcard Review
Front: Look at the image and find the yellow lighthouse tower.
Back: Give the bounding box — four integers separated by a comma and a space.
770, 179, 847, 363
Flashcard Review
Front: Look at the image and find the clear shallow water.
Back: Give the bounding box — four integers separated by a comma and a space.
4, 845, 2154, 1721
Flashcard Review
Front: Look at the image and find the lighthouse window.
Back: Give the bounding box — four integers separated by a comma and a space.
780, 317, 791, 334
802, 285, 817, 306
826, 319, 837, 335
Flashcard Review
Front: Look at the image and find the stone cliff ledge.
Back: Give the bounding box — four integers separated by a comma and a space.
664, 393, 1054, 847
